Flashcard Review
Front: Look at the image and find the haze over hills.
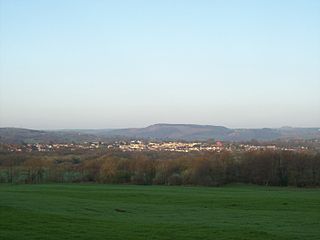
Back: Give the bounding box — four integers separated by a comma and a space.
1, 124, 320, 144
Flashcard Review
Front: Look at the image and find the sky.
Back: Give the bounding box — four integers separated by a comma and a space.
0, 0, 319, 129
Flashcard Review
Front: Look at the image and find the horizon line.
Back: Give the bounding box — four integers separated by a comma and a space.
1, 123, 320, 131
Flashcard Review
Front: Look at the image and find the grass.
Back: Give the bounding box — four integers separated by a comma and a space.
0, 184, 319, 240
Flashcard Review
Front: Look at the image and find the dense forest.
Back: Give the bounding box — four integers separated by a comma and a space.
0, 149, 319, 187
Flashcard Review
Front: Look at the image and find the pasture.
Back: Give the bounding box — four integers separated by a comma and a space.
0, 184, 319, 239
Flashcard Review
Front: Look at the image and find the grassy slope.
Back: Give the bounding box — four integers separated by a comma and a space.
0, 184, 319, 240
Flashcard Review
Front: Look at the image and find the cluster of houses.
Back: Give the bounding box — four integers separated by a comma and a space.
2, 140, 309, 153
3, 142, 102, 152
113, 140, 225, 152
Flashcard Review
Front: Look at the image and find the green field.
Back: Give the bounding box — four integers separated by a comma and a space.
0, 184, 319, 240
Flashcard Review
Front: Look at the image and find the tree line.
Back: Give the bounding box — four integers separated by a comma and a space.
0, 149, 319, 187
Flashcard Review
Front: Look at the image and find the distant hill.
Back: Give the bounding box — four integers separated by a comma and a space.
107, 124, 233, 140
0, 128, 100, 144
106, 124, 320, 141
0, 124, 319, 143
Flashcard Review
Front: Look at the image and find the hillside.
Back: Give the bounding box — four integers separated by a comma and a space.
0, 128, 100, 144
108, 124, 232, 140
106, 124, 320, 141
0, 124, 319, 143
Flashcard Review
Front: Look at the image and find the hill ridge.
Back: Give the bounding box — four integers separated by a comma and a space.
1, 124, 319, 143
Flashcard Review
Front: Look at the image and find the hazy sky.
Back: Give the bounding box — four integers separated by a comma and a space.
0, 0, 319, 129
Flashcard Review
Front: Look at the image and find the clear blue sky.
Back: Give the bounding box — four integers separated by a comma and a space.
0, 0, 319, 129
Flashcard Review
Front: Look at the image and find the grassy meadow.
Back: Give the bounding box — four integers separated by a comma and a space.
0, 184, 319, 240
